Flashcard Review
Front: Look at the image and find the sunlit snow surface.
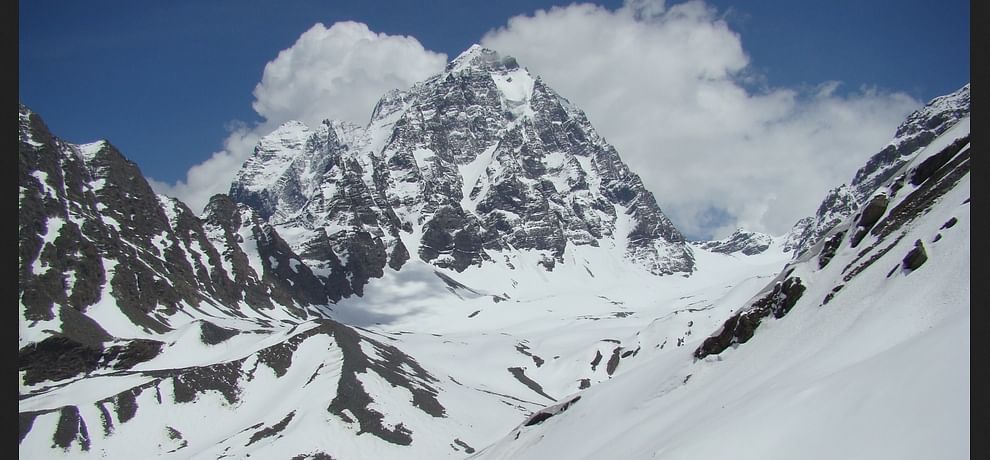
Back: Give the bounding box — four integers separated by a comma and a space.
472, 118, 970, 460
18, 222, 792, 459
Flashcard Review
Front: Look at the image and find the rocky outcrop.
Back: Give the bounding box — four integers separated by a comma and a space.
849, 193, 889, 247
783, 185, 857, 256
698, 229, 774, 255
694, 276, 805, 359
18, 104, 335, 348
902, 240, 928, 271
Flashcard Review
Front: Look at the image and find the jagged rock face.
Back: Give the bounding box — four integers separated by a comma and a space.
18, 104, 332, 350
784, 83, 970, 258
229, 45, 694, 280
849, 84, 969, 203
782, 184, 857, 256
697, 229, 774, 256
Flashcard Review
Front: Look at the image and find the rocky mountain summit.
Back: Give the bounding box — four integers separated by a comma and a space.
784, 83, 970, 257
230, 45, 695, 299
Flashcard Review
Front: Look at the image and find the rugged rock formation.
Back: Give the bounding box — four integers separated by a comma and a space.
784, 84, 969, 257
697, 228, 774, 256
228, 45, 694, 283
18, 103, 333, 352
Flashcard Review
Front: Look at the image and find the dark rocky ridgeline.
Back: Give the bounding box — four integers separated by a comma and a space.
694, 275, 806, 359
18, 336, 164, 386
228, 45, 695, 281
199, 194, 332, 310
839, 135, 970, 284
229, 119, 409, 298
784, 84, 970, 258
18, 104, 342, 358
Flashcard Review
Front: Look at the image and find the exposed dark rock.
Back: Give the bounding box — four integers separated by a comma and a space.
783, 186, 858, 257
590, 350, 603, 371
324, 320, 445, 445
867, 146, 970, 246
522, 395, 581, 427
19, 106, 344, 348
695, 277, 805, 359
818, 231, 846, 269
227, 47, 695, 281
941, 217, 958, 229
578, 378, 591, 389
453, 438, 476, 454
850, 194, 889, 248
145, 359, 244, 405
19, 336, 104, 385
699, 229, 773, 255
785, 84, 968, 257
822, 285, 844, 306
910, 135, 969, 186
508, 367, 556, 402
605, 348, 622, 375
102, 338, 165, 370
291, 452, 337, 460
419, 206, 491, 271
52, 406, 90, 451
200, 321, 241, 345
94, 402, 114, 436
902, 240, 928, 271
843, 235, 906, 283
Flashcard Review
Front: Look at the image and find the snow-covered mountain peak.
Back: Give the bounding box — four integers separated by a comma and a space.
446, 44, 520, 75
224, 44, 695, 287
695, 228, 776, 256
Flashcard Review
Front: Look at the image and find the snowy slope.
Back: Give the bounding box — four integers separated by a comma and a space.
784, 83, 969, 257
19, 53, 969, 459
471, 116, 970, 460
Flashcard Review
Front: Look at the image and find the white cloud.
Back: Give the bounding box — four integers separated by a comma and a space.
150, 21, 447, 213
156, 5, 921, 241
481, 0, 920, 239
251, 21, 447, 128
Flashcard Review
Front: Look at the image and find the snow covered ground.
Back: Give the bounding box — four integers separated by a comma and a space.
471, 118, 970, 460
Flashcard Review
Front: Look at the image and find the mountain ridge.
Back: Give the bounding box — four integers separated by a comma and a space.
18, 47, 970, 459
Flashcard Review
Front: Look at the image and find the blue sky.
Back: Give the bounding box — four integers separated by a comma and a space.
19, 0, 969, 239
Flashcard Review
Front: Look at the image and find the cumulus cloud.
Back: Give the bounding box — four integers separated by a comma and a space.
251, 21, 447, 128
156, 4, 921, 240
481, 0, 920, 239
150, 21, 447, 213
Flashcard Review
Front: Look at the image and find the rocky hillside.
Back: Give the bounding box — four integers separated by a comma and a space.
229, 45, 694, 299
784, 83, 969, 257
